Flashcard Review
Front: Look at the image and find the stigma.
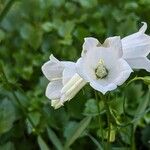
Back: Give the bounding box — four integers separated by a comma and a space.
95, 59, 108, 79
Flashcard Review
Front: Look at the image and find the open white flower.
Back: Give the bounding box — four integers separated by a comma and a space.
76, 37, 133, 94
42, 55, 86, 109
122, 22, 150, 72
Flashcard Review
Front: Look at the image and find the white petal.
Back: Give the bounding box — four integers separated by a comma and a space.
82, 37, 100, 56
88, 59, 132, 94
90, 81, 117, 94
125, 57, 150, 72
122, 22, 147, 43
77, 45, 123, 83
76, 36, 131, 94
41, 55, 64, 81
46, 80, 63, 100
112, 59, 133, 85
51, 99, 63, 109
103, 36, 123, 58
139, 22, 147, 33
61, 77, 86, 101
122, 22, 150, 59
61, 73, 83, 94
49, 54, 61, 64
123, 44, 150, 59
76, 58, 92, 82
62, 61, 76, 85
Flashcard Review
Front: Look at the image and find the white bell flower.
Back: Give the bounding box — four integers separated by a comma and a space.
76, 37, 133, 94
122, 22, 150, 72
41, 55, 86, 109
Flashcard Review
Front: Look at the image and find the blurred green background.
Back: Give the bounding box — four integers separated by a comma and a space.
0, 0, 150, 150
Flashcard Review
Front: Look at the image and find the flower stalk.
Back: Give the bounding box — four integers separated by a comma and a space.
99, 93, 112, 150
104, 96, 111, 150
95, 91, 104, 147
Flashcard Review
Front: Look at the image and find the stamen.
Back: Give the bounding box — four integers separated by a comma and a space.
95, 59, 108, 79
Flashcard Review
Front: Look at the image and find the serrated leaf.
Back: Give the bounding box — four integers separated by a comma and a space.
64, 117, 91, 148
37, 136, 50, 150
64, 121, 78, 140
47, 127, 63, 150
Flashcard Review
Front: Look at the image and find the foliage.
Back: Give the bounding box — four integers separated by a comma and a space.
0, 0, 150, 149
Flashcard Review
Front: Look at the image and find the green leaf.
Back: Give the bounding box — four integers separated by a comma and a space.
86, 133, 103, 150
141, 125, 150, 148
83, 99, 99, 116
144, 113, 150, 124
120, 125, 132, 145
134, 91, 150, 128
0, 141, 15, 150
26, 111, 41, 134
97, 124, 116, 142
124, 2, 138, 10
64, 117, 91, 148
58, 21, 75, 38
64, 121, 78, 140
41, 22, 53, 32
0, 98, 17, 134
47, 127, 63, 150
50, 0, 65, 7
37, 136, 50, 150
0, 29, 5, 42
112, 147, 130, 150
109, 97, 124, 115
135, 91, 149, 116
28, 111, 41, 126
125, 83, 144, 115
20, 23, 43, 50
78, 0, 98, 8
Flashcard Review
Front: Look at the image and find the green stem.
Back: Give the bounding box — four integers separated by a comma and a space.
0, 0, 16, 22
100, 94, 111, 150
105, 101, 111, 150
95, 91, 104, 148
126, 77, 143, 87
131, 125, 136, 150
